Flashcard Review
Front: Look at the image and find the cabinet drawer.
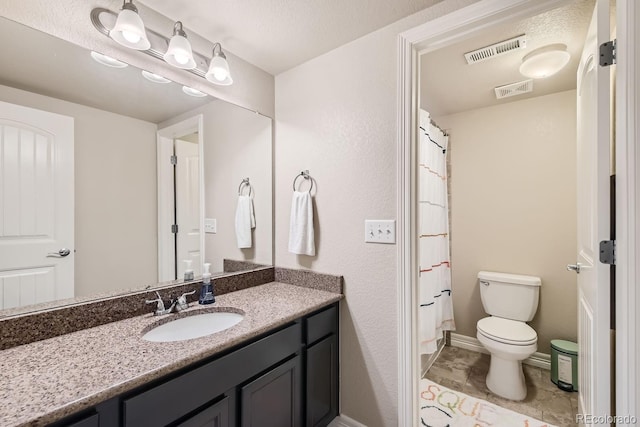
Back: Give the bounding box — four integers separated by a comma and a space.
306, 305, 336, 345
176, 395, 231, 427
123, 323, 301, 426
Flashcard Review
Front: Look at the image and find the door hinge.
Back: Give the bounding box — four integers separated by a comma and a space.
599, 40, 616, 67
170, 155, 177, 165
171, 224, 178, 234
599, 240, 616, 265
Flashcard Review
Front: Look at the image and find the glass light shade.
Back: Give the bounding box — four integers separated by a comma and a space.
109, 8, 150, 50
205, 55, 233, 86
141, 70, 171, 84
182, 86, 207, 97
90, 51, 128, 68
519, 44, 570, 79
164, 35, 197, 69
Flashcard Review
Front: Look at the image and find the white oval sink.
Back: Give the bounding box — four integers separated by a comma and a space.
142, 311, 244, 342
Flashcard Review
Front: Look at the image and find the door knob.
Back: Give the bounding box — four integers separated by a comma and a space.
567, 263, 581, 273
47, 248, 71, 258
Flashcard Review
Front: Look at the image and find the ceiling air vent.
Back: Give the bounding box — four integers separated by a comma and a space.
494, 79, 534, 99
464, 35, 527, 64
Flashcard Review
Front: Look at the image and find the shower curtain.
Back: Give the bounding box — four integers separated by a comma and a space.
418, 109, 455, 355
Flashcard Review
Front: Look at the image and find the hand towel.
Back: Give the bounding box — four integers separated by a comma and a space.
288, 191, 315, 256
235, 195, 256, 248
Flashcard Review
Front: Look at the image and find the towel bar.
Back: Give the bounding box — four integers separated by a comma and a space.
292, 170, 314, 192
238, 178, 252, 196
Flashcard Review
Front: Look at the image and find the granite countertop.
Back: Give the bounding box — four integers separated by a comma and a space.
0, 282, 342, 427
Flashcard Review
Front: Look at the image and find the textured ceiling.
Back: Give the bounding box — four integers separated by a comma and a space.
420, 0, 594, 118
139, 0, 442, 74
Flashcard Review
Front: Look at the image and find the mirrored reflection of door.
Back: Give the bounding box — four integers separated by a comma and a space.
0, 100, 74, 309
157, 115, 204, 282
175, 134, 201, 279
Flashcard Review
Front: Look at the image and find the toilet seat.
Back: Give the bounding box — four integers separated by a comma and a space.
477, 317, 537, 346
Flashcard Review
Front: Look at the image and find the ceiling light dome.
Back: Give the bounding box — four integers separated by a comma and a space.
164, 22, 197, 69
109, 0, 150, 50
205, 43, 233, 86
519, 43, 571, 79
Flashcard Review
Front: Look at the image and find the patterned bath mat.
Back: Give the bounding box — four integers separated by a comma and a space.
420, 379, 556, 427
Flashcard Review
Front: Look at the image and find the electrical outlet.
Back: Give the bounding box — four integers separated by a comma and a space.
365, 220, 396, 244
204, 218, 217, 234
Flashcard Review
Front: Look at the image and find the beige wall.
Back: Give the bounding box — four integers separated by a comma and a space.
436, 90, 578, 354
0, 84, 158, 297
0, 0, 275, 117
160, 100, 273, 272
274, 1, 478, 425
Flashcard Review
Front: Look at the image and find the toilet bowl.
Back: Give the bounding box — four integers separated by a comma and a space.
477, 316, 537, 400
476, 271, 541, 401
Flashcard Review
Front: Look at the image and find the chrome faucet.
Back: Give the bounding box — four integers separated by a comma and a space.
146, 290, 196, 316
172, 290, 196, 312
146, 291, 172, 316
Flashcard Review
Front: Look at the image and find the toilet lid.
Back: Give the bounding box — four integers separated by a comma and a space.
477, 317, 537, 345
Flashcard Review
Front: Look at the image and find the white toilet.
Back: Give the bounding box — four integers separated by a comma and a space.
476, 271, 541, 401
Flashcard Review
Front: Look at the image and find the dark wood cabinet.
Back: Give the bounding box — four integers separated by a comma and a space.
240, 356, 302, 427
175, 395, 233, 427
306, 335, 338, 427
53, 303, 338, 427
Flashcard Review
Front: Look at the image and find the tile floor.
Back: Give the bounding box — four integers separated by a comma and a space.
423, 346, 578, 426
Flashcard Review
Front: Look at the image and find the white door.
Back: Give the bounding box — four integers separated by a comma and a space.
0, 100, 74, 309
574, 0, 611, 419
175, 137, 201, 278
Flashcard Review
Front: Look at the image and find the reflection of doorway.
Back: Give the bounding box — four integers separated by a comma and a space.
157, 115, 204, 281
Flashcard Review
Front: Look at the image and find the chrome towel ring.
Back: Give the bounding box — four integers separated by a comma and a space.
292, 170, 313, 192
238, 178, 252, 196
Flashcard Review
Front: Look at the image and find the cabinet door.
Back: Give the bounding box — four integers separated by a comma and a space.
241, 356, 301, 427
306, 335, 338, 427
176, 395, 232, 427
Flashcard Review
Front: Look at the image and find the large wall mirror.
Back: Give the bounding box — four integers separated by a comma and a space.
0, 17, 273, 316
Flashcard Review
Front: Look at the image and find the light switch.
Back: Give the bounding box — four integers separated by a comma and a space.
204, 218, 217, 234
365, 220, 396, 244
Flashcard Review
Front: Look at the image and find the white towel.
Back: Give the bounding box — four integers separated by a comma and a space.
288, 191, 315, 256
235, 195, 255, 248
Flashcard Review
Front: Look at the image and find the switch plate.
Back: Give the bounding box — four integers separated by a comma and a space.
204, 218, 217, 234
365, 220, 396, 244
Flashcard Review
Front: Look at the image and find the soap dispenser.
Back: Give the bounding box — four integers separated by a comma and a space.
199, 263, 215, 305
183, 260, 194, 281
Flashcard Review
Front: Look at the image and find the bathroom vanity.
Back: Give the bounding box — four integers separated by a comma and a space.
1, 282, 341, 427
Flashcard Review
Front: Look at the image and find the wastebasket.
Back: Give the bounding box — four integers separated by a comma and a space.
551, 339, 578, 392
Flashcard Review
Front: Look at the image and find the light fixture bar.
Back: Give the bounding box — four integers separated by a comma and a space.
90, 7, 223, 82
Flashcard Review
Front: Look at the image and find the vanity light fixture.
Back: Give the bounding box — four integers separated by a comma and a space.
205, 43, 233, 86
91, 6, 233, 86
182, 86, 207, 97
141, 70, 172, 84
109, 0, 150, 51
519, 43, 570, 79
90, 51, 128, 68
163, 22, 197, 70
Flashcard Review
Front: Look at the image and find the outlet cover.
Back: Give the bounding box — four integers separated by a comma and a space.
365, 220, 396, 244
204, 218, 217, 234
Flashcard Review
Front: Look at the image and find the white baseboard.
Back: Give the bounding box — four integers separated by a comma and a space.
450, 332, 551, 370
328, 415, 368, 427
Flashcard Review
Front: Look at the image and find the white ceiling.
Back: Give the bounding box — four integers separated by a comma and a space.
139, 0, 443, 75
420, 0, 594, 118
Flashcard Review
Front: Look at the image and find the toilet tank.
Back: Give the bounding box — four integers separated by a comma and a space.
478, 271, 541, 321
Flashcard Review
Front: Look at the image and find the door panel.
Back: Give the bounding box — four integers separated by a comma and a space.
575, 0, 611, 419
0, 101, 74, 309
